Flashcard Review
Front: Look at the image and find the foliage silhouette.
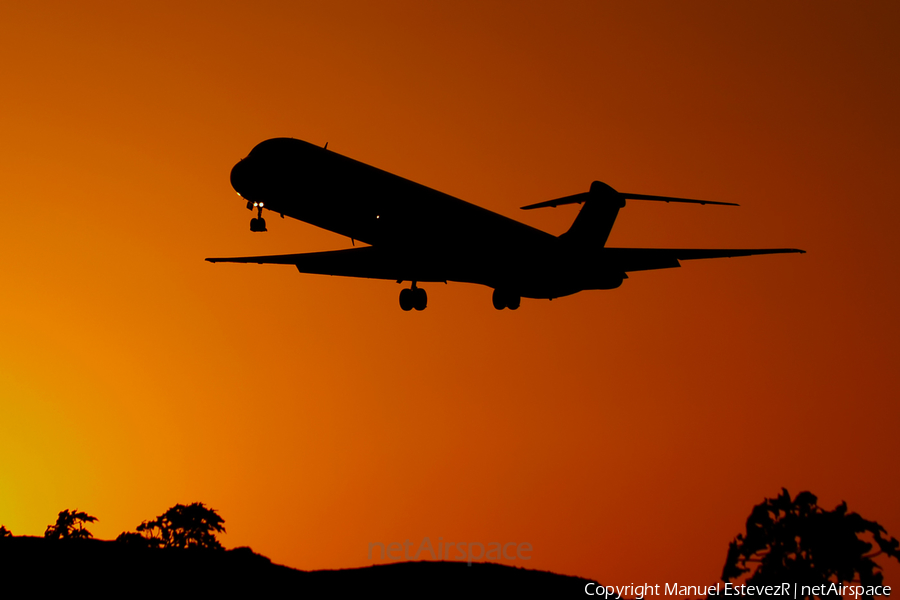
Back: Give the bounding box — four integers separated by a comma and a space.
44, 509, 97, 540
722, 489, 899, 596
0, 525, 11, 537
121, 502, 226, 550
114, 530, 159, 548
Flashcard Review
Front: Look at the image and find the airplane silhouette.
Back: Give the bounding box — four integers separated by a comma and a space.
207, 138, 804, 311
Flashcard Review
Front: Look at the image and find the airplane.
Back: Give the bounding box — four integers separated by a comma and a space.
207, 138, 804, 311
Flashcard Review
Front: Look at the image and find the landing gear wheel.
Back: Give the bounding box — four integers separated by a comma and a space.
492, 289, 520, 310
413, 287, 427, 311
399, 288, 414, 311
400, 284, 427, 311
492, 288, 507, 310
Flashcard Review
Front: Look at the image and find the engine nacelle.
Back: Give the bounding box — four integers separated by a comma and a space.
593, 273, 624, 290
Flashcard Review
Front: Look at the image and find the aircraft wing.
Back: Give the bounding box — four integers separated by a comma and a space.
206, 246, 450, 282
602, 247, 806, 272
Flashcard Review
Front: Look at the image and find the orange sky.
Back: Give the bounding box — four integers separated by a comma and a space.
1, 0, 898, 586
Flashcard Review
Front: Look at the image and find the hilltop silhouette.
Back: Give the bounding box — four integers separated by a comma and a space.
0, 503, 596, 594
0, 536, 593, 596
6, 490, 894, 596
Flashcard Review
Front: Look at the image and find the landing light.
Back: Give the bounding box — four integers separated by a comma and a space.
236, 192, 242, 197
259, 202, 264, 208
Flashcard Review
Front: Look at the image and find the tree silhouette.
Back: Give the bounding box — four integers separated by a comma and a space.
722, 489, 899, 597
114, 530, 160, 548
44, 509, 97, 540
0, 525, 11, 538
125, 502, 226, 550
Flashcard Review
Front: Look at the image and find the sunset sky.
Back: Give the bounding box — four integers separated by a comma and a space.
1, 1, 898, 586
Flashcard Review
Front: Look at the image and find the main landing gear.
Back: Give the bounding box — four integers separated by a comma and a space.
492, 289, 520, 310
249, 201, 267, 232
399, 283, 427, 311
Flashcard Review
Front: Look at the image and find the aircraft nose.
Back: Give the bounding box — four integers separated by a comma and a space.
230, 158, 254, 200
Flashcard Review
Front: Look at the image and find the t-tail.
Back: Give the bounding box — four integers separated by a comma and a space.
521, 180, 738, 247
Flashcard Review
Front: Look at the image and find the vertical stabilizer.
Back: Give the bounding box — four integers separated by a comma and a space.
559, 181, 625, 247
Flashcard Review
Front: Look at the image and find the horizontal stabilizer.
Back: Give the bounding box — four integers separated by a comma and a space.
522, 190, 738, 210
620, 193, 738, 207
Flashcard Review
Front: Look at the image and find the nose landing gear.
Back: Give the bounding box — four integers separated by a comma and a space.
249, 202, 267, 232
399, 283, 427, 311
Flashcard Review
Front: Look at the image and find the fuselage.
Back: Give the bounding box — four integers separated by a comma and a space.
229, 138, 623, 298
